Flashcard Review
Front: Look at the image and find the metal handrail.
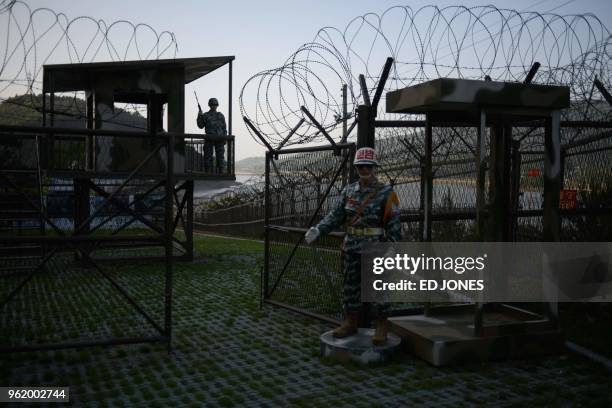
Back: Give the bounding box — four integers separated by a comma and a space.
0, 124, 234, 141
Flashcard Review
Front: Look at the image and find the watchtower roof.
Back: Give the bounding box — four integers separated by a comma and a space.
44, 56, 235, 93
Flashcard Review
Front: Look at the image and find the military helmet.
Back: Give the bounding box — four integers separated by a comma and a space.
353, 147, 378, 166
208, 97, 219, 106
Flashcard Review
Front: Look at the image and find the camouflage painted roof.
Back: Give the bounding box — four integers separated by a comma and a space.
386, 78, 570, 115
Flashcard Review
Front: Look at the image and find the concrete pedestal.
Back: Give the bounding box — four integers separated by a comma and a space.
390, 305, 563, 366
320, 328, 401, 364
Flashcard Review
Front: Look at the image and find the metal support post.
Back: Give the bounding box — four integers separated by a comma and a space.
74, 177, 91, 265
164, 134, 174, 352
543, 110, 561, 328
475, 110, 487, 240
509, 141, 522, 241
185, 180, 194, 261
543, 111, 562, 242
422, 116, 433, 242
474, 110, 487, 334
488, 122, 512, 241
342, 84, 348, 139
263, 151, 271, 298
357, 105, 375, 148
228, 59, 233, 135
86, 91, 95, 170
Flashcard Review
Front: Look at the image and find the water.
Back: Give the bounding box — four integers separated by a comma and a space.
193, 174, 262, 198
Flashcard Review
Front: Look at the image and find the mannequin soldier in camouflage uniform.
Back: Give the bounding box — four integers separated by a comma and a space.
305, 147, 401, 345
197, 97, 227, 172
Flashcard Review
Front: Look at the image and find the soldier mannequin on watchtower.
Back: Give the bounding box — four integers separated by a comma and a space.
305, 147, 401, 345
197, 97, 227, 172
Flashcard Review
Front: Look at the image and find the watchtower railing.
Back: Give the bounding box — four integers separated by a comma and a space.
0, 124, 235, 178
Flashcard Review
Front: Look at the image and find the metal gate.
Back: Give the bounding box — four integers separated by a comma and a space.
262, 143, 355, 323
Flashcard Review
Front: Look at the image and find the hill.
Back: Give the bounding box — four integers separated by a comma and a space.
0, 94, 146, 128
235, 156, 265, 174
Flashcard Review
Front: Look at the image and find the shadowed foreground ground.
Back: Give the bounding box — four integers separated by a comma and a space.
2, 234, 612, 407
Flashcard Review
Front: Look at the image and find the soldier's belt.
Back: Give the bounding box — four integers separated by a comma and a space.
346, 227, 383, 236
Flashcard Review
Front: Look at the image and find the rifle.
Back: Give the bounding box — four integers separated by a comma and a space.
194, 91, 202, 113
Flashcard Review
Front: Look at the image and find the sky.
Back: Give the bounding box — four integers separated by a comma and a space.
5, 0, 612, 160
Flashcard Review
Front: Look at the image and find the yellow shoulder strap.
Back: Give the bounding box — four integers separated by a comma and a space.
382, 191, 400, 224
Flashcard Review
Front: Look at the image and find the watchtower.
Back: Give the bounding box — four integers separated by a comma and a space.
1, 56, 236, 263
42, 56, 235, 177
0, 56, 235, 352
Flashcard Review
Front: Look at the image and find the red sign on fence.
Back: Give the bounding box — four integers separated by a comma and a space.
527, 168, 540, 177
559, 189, 577, 209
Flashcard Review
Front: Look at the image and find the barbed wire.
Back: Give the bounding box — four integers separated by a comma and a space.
0, 0, 178, 125
240, 4, 612, 150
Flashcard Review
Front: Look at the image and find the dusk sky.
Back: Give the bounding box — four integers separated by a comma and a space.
5, 0, 612, 159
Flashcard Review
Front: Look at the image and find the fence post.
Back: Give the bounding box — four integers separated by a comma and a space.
543, 111, 562, 242
185, 179, 194, 261
422, 115, 433, 242
475, 110, 487, 240
263, 151, 271, 299
543, 110, 562, 329
164, 133, 174, 352
509, 141, 522, 241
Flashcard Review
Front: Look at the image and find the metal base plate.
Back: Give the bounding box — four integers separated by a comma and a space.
320, 328, 402, 364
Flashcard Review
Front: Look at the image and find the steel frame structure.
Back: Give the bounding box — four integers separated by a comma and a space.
0, 125, 227, 352
1, 56, 239, 353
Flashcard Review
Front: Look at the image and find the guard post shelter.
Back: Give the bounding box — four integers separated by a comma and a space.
40, 56, 236, 260
384, 77, 570, 365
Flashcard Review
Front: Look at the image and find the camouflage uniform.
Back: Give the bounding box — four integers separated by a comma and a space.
315, 177, 401, 317
197, 110, 227, 171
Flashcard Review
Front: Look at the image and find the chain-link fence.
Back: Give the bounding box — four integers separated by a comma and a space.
193, 121, 612, 322
261, 144, 354, 322
194, 201, 265, 239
